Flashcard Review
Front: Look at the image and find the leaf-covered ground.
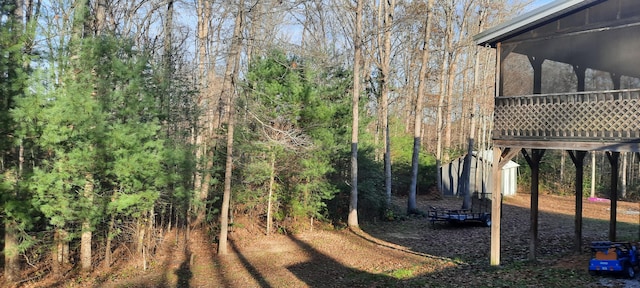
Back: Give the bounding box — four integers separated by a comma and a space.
17, 193, 640, 287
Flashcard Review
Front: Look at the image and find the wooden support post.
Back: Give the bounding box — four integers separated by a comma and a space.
522, 148, 545, 261
606, 152, 619, 241
568, 151, 587, 253
490, 42, 507, 267
490, 146, 522, 266
490, 146, 503, 266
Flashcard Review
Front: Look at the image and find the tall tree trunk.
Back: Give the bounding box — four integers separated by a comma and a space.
461, 4, 487, 209
73, 0, 93, 271
219, 5, 243, 255
408, 0, 434, 213
246, 0, 262, 63
103, 193, 116, 269
136, 217, 146, 269
53, 228, 70, 275
436, 107, 444, 195
348, 0, 363, 229
3, 1, 34, 281
71, 0, 90, 40
196, 0, 209, 86
445, 1, 471, 152
458, 48, 471, 150
380, 0, 395, 208
80, 173, 94, 271
4, 133, 24, 285
80, 221, 92, 270
95, 0, 106, 35
218, 104, 236, 255
436, 5, 455, 195
69, 0, 88, 273
439, 4, 454, 159
193, 0, 214, 228
403, 37, 416, 134
444, 58, 456, 151
146, 208, 156, 264
163, 0, 174, 119
266, 150, 276, 235
4, 221, 19, 283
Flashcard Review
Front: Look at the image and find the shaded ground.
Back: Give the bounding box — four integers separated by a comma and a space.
14, 193, 640, 287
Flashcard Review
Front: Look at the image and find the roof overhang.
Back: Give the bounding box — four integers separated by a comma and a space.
474, 0, 640, 79
474, 0, 603, 47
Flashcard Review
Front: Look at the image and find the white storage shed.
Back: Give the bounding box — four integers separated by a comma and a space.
441, 150, 519, 197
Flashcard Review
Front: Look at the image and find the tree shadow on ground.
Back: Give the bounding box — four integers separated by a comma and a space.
227, 239, 272, 288
286, 233, 399, 287
175, 250, 193, 288
93, 233, 182, 288
361, 195, 639, 266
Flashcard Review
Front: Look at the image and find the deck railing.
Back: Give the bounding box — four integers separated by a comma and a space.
494, 89, 640, 141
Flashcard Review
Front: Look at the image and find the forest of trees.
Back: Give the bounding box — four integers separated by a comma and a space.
1, 0, 639, 283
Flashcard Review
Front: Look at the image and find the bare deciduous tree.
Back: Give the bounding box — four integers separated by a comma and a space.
461, 0, 488, 209
348, 0, 363, 229
378, 0, 396, 208
408, 0, 434, 213
219, 3, 244, 255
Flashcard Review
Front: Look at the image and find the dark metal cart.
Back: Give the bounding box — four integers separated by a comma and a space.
428, 207, 491, 227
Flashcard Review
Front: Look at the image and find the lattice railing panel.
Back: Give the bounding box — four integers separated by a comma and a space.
494, 89, 640, 141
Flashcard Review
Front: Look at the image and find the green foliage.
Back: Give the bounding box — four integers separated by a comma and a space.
13, 35, 173, 242
0, 4, 200, 274
1, 180, 38, 232
515, 151, 589, 196
160, 139, 197, 220
389, 122, 438, 195
0, 5, 30, 153
236, 50, 356, 230
0, 4, 43, 257
514, 151, 640, 200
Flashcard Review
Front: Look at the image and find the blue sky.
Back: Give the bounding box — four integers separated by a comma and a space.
529, 0, 557, 9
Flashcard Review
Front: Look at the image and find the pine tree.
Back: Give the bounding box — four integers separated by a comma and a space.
15, 35, 171, 273
1, 0, 39, 281
26, 37, 106, 273
94, 37, 168, 270
238, 51, 353, 231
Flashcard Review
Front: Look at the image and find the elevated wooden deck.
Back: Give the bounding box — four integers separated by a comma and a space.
493, 89, 640, 152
